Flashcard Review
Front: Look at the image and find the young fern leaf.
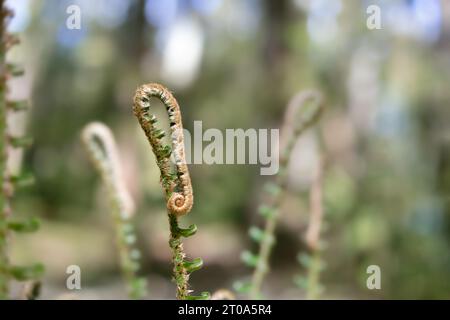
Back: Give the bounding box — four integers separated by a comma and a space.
81, 122, 147, 299
242, 90, 325, 300
0, 0, 43, 299
133, 83, 209, 300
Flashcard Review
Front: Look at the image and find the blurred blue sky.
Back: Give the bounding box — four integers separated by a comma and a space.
7, 0, 443, 47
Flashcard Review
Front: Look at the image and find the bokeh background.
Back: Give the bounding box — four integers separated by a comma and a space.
5, 0, 450, 299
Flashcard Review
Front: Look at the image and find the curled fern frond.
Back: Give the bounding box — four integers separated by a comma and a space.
133, 83, 193, 216
133, 83, 207, 300
279, 90, 324, 167
239, 89, 325, 300
289, 93, 328, 298
81, 122, 147, 299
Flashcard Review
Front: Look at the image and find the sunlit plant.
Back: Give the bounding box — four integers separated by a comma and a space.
235, 90, 325, 299
133, 82, 209, 300
81, 122, 147, 299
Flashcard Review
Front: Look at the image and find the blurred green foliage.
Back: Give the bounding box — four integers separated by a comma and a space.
6, 0, 450, 298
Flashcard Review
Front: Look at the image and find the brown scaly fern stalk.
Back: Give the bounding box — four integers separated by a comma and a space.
241, 90, 324, 299
81, 122, 147, 299
0, 1, 43, 299
133, 83, 209, 300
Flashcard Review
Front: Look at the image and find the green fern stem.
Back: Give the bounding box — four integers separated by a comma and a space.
0, 1, 43, 299
168, 214, 189, 298
296, 143, 327, 299
82, 122, 147, 299
0, 6, 8, 297
294, 248, 323, 299
133, 83, 208, 300
305, 249, 322, 299
305, 158, 325, 299
248, 90, 324, 299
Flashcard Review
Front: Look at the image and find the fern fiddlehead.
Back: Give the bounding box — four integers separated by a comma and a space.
81, 122, 147, 299
133, 83, 208, 300
0, 1, 43, 299
237, 90, 324, 299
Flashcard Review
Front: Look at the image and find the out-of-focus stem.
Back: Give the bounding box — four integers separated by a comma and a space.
305, 157, 324, 251
0, 1, 42, 299
305, 158, 324, 299
249, 90, 324, 299
133, 83, 208, 300
82, 122, 146, 299
0, 0, 11, 298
